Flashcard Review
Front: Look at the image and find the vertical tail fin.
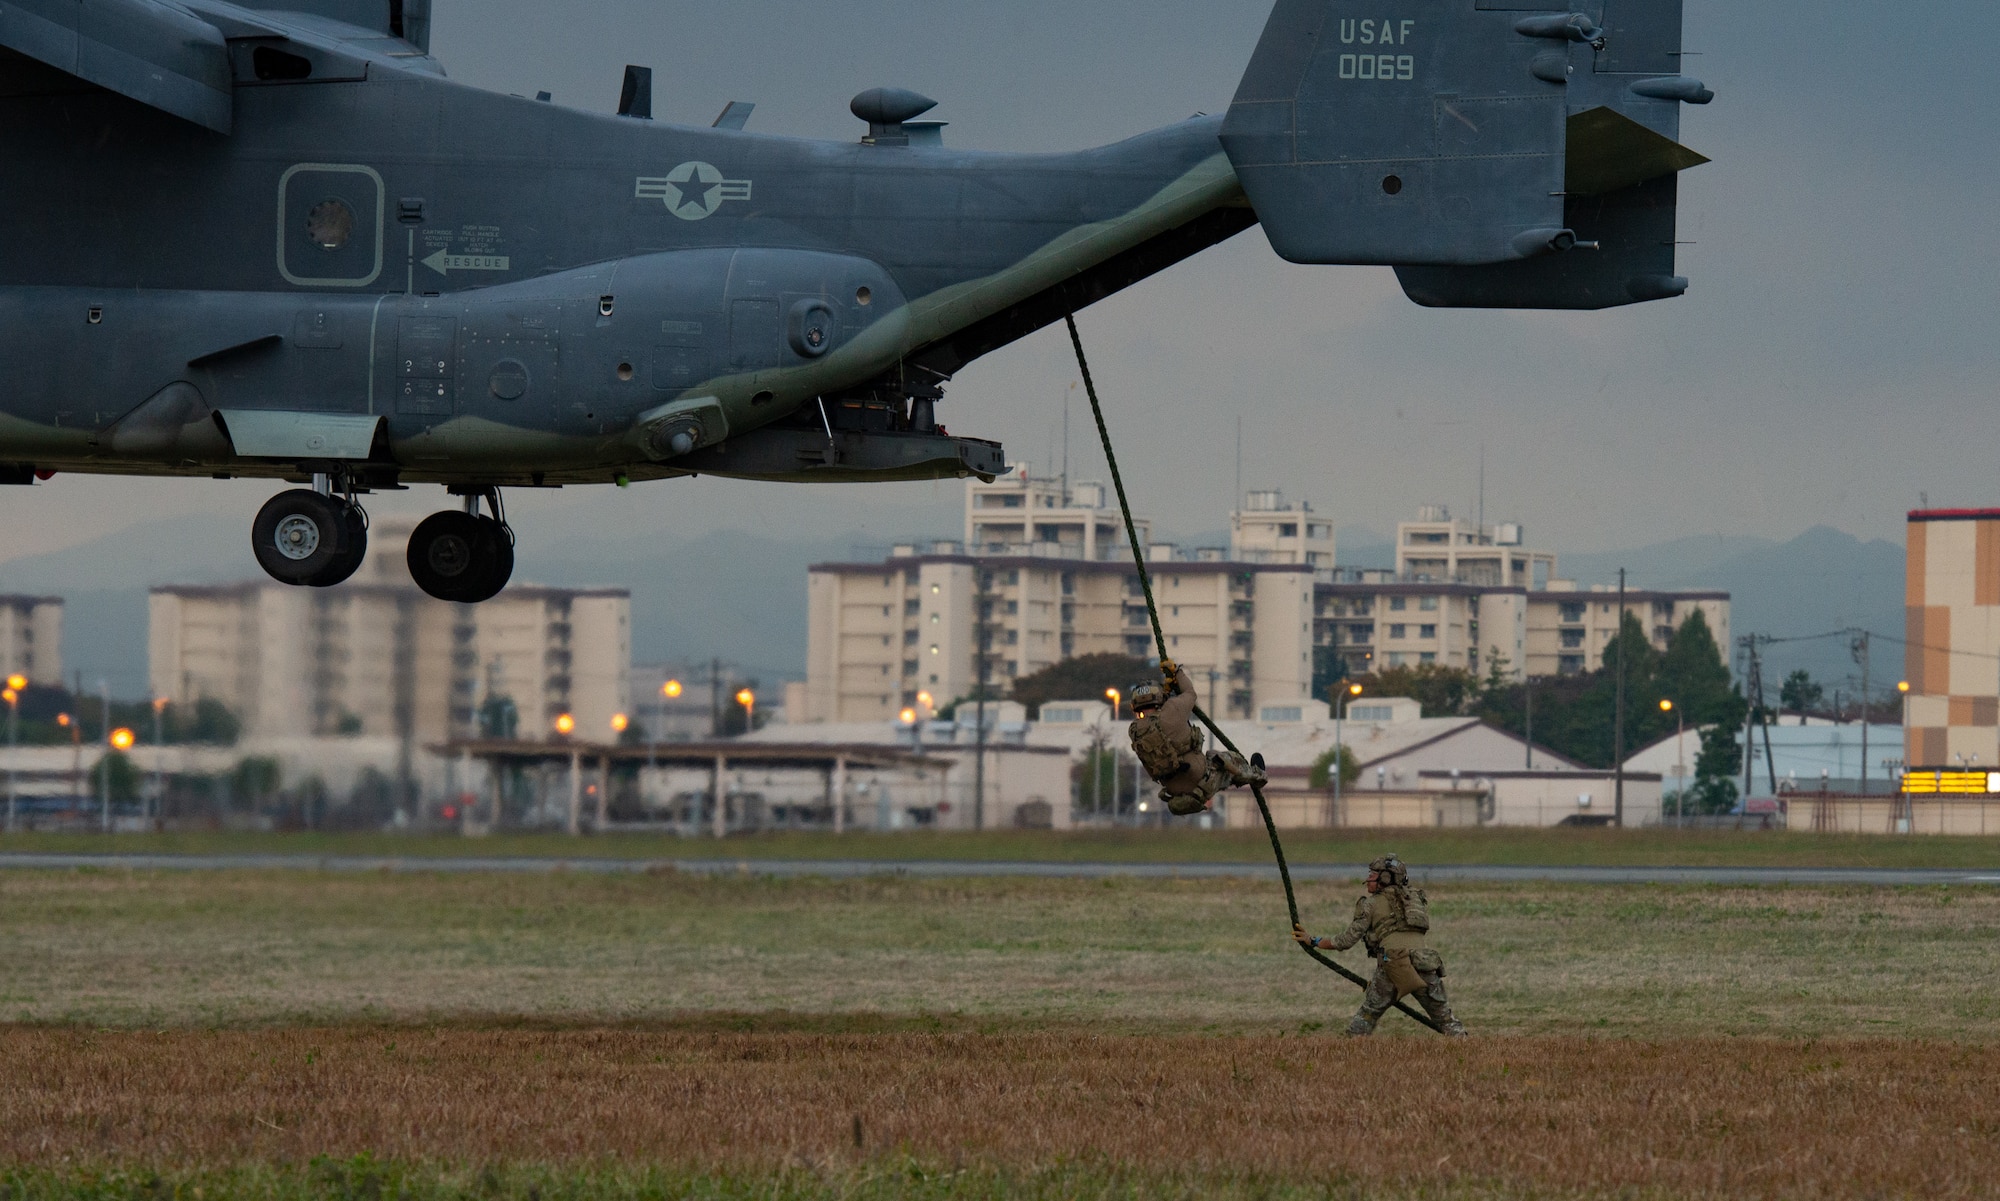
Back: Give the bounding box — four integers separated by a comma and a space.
1223, 0, 1713, 309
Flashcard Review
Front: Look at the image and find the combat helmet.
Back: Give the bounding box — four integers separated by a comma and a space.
1368, 854, 1409, 886
1130, 682, 1167, 713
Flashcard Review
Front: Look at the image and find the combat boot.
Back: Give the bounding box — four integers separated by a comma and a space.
1166, 793, 1208, 817
1249, 752, 1268, 785
1342, 1014, 1378, 1037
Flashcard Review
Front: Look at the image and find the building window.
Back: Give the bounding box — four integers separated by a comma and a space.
1351, 623, 1374, 642
903, 659, 918, 675
1419, 596, 1439, 612
1420, 652, 1437, 664
1389, 597, 1407, 611
1279, 523, 1298, 537
1560, 603, 1586, 623
904, 599, 920, 616
1419, 624, 1437, 639
929, 645, 939, 656
1389, 624, 1406, 640
1559, 654, 1584, 674
1386, 652, 1407, 667
904, 630, 918, 646
930, 613, 940, 624
931, 583, 941, 594
1560, 630, 1585, 649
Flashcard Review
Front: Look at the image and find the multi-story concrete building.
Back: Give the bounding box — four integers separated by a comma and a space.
1231, 489, 1335, 570
965, 466, 1148, 561
1312, 508, 1729, 684
1903, 508, 2000, 772
1317, 581, 1528, 680
1396, 505, 1554, 588
149, 519, 629, 744
0, 595, 62, 685
1524, 584, 1731, 678
804, 552, 1314, 723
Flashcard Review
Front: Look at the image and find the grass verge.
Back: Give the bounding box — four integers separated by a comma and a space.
4, 871, 1996, 1037
5, 825, 2000, 868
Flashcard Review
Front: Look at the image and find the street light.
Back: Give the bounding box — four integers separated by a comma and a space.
554, 713, 576, 737
611, 712, 629, 736
1660, 699, 1685, 821
1333, 683, 1364, 823
735, 688, 755, 729
1104, 688, 1124, 820
899, 706, 919, 751
662, 679, 683, 699
2, 679, 20, 834
110, 727, 135, 751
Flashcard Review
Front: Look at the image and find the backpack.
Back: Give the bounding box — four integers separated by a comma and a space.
1397, 886, 1431, 933
1130, 717, 1192, 781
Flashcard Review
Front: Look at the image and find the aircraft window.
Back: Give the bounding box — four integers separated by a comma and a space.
855, 287, 873, 306
1381, 174, 1403, 196
616, 362, 635, 382
253, 47, 313, 82
305, 200, 353, 250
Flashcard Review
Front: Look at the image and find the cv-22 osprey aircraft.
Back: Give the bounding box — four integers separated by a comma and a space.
0, 0, 1711, 601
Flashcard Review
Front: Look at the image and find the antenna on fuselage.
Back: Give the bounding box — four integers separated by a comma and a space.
618, 66, 653, 120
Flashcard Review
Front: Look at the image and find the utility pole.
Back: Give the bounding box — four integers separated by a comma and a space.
710, 656, 722, 737
1853, 629, 1871, 795
973, 569, 990, 831
1613, 569, 1626, 827
98, 680, 111, 834
1523, 674, 1534, 770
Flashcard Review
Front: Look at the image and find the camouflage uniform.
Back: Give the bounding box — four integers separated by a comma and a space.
1129, 665, 1262, 816
1325, 857, 1467, 1036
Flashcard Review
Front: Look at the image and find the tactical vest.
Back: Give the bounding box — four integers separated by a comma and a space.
1130, 717, 1199, 780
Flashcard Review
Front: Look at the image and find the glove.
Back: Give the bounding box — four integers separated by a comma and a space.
1292, 923, 1311, 946
1159, 658, 1179, 680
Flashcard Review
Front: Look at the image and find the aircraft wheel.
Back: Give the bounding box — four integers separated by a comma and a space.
407, 511, 512, 602
305, 506, 370, 588
251, 489, 356, 587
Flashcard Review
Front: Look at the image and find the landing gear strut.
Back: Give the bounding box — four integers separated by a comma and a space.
407, 487, 514, 603
251, 476, 369, 588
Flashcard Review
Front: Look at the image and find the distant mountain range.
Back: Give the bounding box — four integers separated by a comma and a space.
0, 517, 1906, 703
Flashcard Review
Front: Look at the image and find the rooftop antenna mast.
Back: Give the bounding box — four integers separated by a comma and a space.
1477, 443, 1486, 536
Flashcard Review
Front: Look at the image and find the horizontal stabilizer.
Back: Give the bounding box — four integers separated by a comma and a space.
0, 0, 232, 132
1566, 106, 1707, 197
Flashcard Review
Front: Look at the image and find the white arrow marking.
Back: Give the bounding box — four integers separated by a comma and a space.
422, 250, 512, 275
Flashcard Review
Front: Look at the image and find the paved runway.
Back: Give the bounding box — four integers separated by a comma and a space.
1, 853, 1995, 886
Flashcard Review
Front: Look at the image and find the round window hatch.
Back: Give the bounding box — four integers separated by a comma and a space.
305, 199, 354, 250
489, 360, 530, 401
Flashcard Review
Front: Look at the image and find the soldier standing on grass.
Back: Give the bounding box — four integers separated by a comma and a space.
1294, 854, 1468, 1037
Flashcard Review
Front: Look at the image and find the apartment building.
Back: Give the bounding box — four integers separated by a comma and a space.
804, 553, 1314, 723
1903, 508, 2000, 772
1230, 490, 1335, 569
0, 595, 62, 685
965, 466, 1148, 561
149, 519, 629, 744
1524, 584, 1731, 678
1318, 582, 1528, 680
803, 471, 1314, 723
1397, 505, 1555, 588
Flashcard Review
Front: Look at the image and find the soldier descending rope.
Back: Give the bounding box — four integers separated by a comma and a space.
1295, 855, 1469, 1037
1128, 660, 1265, 816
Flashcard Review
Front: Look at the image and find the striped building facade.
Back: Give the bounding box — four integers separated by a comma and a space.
1905, 509, 2000, 771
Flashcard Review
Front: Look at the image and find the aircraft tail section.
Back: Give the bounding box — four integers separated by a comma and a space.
1222, 0, 1712, 309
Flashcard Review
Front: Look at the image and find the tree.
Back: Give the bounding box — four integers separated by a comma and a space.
1687, 717, 1745, 815
1311, 646, 1349, 705
1353, 663, 1479, 717
1779, 669, 1824, 718
93, 751, 139, 804
1010, 654, 1156, 718
479, 692, 520, 739
1308, 744, 1360, 789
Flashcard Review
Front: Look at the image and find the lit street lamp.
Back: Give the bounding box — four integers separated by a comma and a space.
1104, 689, 1123, 821
105, 726, 136, 833
899, 706, 920, 751
611, 712, 629, 737
1660, 698, 1684, 820
554, 712, 576, 738
1333, 682, 1363, 823
3, 673, 23, 833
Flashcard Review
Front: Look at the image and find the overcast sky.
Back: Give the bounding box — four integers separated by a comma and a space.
2, 0, 1993, 568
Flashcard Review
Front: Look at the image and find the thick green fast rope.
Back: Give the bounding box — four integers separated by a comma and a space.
1065, 314, 1442, 1034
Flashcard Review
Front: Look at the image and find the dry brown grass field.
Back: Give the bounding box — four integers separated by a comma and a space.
3, 868, 1995, 1198
3, 1026, 1997, 1199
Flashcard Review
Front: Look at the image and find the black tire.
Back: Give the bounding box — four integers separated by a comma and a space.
455, 516, 514, 603
407, 511, 512, 602
305, 506, 370, 588
251, 490, 352, 586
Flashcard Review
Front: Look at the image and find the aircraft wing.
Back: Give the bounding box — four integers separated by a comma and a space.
0, 0, 231, 133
